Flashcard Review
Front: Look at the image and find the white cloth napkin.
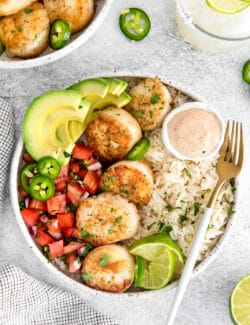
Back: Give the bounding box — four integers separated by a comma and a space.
0, 99, 117, 325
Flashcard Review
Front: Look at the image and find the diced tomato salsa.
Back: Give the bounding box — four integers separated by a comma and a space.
18, 143, 100, 273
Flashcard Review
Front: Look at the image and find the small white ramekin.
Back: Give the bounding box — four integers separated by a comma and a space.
161, 101, 225, 162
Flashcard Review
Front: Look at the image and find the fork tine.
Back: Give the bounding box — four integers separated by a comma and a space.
238, 123, 244, 168
225, 121, 235, 162
219, 120, 230, 160
232, 122, 239, 164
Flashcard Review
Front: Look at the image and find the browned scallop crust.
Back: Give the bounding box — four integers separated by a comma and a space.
125, 78, 172, 131
86, 107, 142, 162
0, 0, 36, 16
0, 2, 49, 58
100, 160, 154, 207
81, 245, 134, 292
76, 193, 140, 246
43, 0, 94, 34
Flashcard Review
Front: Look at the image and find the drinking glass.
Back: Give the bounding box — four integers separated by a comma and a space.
175, 0, 250, 53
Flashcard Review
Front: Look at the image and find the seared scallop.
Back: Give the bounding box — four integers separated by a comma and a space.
0, 2, 49, 58
44, 0, 94, 34
125, 78, 172, 131
100, 160, 154, 207
76, 193, 140, 246
0, 0, 36, 16
81, 244, 135, 293
86, 106, 142, 162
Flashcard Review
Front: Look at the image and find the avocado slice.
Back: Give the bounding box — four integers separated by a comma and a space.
91, 92, 132, 110
56, 122, 71, 145
68, 121, 85, 143
105, 78, 128, 96
68, 78, 109, 98
23, 89, 83, 163
43, 108, 88, 149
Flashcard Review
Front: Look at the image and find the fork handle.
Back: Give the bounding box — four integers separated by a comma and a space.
166, 207, 213, 325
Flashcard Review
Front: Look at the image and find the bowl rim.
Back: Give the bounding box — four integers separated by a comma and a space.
9, 72, 238, 298
161, 101, 225, 162
0, 0, 113, 70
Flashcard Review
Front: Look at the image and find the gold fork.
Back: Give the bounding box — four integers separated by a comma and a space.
167, 121, 244, 325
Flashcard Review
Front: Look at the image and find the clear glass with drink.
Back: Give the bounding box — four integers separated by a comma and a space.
176, 0, 250, 53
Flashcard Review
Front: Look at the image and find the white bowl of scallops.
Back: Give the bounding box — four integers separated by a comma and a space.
0, 0, 113, 69
10, 73, 236, 298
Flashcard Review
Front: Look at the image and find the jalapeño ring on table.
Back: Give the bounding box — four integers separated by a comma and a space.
119, 8, 151, 41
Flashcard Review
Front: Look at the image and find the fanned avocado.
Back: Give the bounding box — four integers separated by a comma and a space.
104, 78, 128, 96
68, 78, 109, 98
23, 89, 87, 165
91, 92, 132, 110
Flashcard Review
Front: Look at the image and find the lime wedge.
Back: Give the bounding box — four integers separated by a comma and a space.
206, 0, 249, 14
129, 233, 184, 289
230, 274, 250, 325
130, 233, 184, 278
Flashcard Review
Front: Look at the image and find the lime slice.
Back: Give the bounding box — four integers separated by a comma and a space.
230, 274, 250, 325
129, 233, 184, 289
130, 233, 184, 278
206, 0, 249, 14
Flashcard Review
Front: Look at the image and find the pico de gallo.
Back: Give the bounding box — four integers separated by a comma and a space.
19, 143, 102, 273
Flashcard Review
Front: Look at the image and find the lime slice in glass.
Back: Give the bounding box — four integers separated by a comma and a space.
230, 274, 250, 325
129, 233, 184, 289
206, 0, 249, 14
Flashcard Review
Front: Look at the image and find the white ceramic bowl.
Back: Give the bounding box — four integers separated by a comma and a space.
10, 73, 237, 301
161, 101, 225, 162
0, 0, 113, 69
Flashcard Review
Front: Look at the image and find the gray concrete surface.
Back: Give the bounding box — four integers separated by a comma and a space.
1, 1, 250, 324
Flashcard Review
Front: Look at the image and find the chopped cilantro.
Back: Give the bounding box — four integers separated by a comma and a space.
82, 273, 92, 281
120, 189, 130, 195
113, 216, 122, 226
80, 228, 94, 238
158, 221, 173, 234
151, 93, 160, 104
194, 202, 201, 216
108, 229, 116, 234
17, 27, 23, 32
191, 220, 196, 225
227, 209, 235, 217
231, 187, 237, 194
149, 110, 153, 118
179, 216, 188, 224
24, 8, 34, 14
110, 207, 114, 213
63, 151, 70, 158
184, 168, 191, 177
135, 110, 145, 117
99, 253, 109, 267
147, 222, 156, 230
165, 205, 182, 212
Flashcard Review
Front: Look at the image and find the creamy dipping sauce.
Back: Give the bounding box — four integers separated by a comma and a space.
167, 108, 221, 159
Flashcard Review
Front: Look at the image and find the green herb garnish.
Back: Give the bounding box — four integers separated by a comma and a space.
99, 253, 109, 267
194, 202, 201, 216
158, 221, 173, 234
184, 168, 191, 177
82, 273, 92, 281
63, 151, 70, 158
80, 228, 94, 238
151, 93, 160, 104
108, 229, 116, 234
24, 8, 34, 14
113, 216, 122, 226
147, 222, 156, 230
